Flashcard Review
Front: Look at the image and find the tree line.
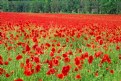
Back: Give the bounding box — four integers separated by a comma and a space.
0, 0, 121, 14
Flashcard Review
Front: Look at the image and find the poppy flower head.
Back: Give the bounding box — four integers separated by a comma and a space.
52, 58, 59, 66
62, 65, 70, 76
64, 57, 70, 63
94, 71, 98, 77
5, 73, 10, 78
110, 69, 114, 74
25, 44, 30, 52
51, 48, 56, 53
46, 68, 56, 75
119, 54, 121, 60
99, 39, 103, 45
16, 54, 23, 60
94, 51, 103, 58
101, 54, 111, 64
50, 51, 54, 57
75, 57, 80, 65
38, 78, 43, 81
0, 55, 3, 65
33, 56, 40, 63
0, 67, 6, 75
24, 69, 33, 76
116, 46, 120, 50
14, 78, 23, 81
35, 64, 41, 73
57, 73, 64, 79
4, 61, 9, 65
88, 55, 94, 64
75, 74, 81, 79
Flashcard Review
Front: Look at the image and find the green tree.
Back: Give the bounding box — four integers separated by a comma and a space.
99, 0, 117, 14
0, 0, 9, 11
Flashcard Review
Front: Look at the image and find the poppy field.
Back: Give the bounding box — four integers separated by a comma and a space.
0, 12, 121, 81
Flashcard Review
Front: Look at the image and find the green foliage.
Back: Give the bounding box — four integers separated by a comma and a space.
99, 0, 117, 14
0, 0, 121, 14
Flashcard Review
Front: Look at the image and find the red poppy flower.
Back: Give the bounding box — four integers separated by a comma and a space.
45, 43, 51, 47
99, 39, 103, 45
33, 56, 40, 63
64, 57, 70, 63
52, 58, 59, 66
116, 46, 120, 50
57, 49, 62, 53
55, 56, 61, 60
62, 65, 70, 76
25, 45, 30, 52
50, 51, 54, 57
75, 57, 80, 65
79, 49, 82, 53
101, 54, 111, 64
24, 69, 33, 76
68, 51, 73, 55
75, 74, 81, 79
38, 78, 43, 81
46, 68, 56, 75
8, 57, 12, 61
94, 71, 98, 77
7, 46, 12, 51
26, 58, 30, 64
88, 55, 94, 64
0, 67, 6, 75
84, 37, 88, 40
87, 44, 91, 47
14, 78, 23, 81
0, 40, 2, 44
74, 67, 78, 72
17, 42, 24, 46
0, 55, 3, 65
110, 70, 114, 74
96, 36, 101, 41
35, 64, 41, 73
47, 60, 53, 68
33, 37, 38, 43
35, 46, 44, 55
63, 53, 68, 58
5, 73, 10, 78
51, 48, 56, 53
57, 43, 61, 46
94, 51, 103, 58
119, 54, 121, 60
83, 52, 89, 58
66, 38, 69, 42
4, 61, 9, 65
16, 54, 23, 60
57, 73, 64, 79
77, 33, 81, 38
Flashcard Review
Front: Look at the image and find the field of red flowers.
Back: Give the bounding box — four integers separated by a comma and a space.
0, 12, 121, 81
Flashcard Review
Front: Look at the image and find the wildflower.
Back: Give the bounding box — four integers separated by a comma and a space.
62, 65, 70, 76
88, 55, 94, 64
14, 78, 23, 81
75, 74, 81, 79
26, 45, 30, 52
46, 68, 56, 75
110, 70, 114, 74
101, 54, 111, 64
16, 54, 22, 60
35, 64, 41, 73
57, 73, 64, 79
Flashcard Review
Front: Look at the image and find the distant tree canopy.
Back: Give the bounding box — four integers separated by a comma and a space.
0, 0, 121, 14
